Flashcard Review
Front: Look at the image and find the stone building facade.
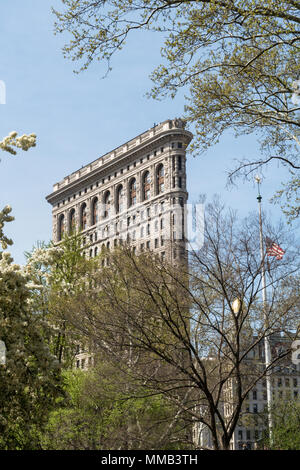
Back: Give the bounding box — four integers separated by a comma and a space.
46, 118, 193, 263
193, 335, 300, 450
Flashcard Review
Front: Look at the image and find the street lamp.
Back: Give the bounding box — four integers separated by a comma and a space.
232, 298, 241, 315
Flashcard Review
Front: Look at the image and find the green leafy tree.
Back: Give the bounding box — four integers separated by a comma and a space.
26, 231, 96, 367
40, 360, 187, 450
53, 1, 300, 218
261, 399, 300, 449
63, 201, 300, 450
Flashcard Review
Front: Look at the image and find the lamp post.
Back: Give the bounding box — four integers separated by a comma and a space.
255, 175, 273, 442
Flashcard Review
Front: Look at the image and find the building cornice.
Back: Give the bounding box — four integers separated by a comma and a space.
46, 119, 192, 206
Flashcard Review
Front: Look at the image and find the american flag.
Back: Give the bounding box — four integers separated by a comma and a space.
265, 237, 285, 260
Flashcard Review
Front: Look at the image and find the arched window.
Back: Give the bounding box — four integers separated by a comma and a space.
94, 247, 98, 257
103, 191, 110, 218
69, 208, 76, 233
129, 178, 137, 207
58, 214, 65, 241
142, 171, 151, 201
116, 185, 124, 213
156, 164, 164, 194
92, 198, 98, 225
80, 203, 87, 230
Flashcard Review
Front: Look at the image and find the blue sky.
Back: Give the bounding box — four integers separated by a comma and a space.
0, 1, 295, 265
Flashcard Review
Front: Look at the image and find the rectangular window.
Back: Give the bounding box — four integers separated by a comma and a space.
178, 155, 182, 170
294, 378, 298, 387
178, 142, 183, 148
155, 238, 158, 248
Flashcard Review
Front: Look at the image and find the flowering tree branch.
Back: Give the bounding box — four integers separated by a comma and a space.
0, 131, 36, 156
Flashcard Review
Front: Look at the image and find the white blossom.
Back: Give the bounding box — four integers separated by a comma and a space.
0, 131, 36, 155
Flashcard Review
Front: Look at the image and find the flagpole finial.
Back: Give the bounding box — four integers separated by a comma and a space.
255, 175, 262, 202
255, 175, 261, 184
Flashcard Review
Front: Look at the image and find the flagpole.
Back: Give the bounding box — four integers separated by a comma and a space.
255, 176, 273, 443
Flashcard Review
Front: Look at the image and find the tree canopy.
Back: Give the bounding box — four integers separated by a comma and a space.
53, 1, 300, 181
0, 207, 62, 449
55, 200, 300, 449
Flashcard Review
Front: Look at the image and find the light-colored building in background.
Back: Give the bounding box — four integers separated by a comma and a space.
193, 335, 300, 450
